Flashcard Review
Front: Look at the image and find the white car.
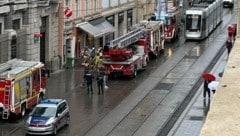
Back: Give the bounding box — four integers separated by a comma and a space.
25, 99, 70, 135
223, 0, 234, 8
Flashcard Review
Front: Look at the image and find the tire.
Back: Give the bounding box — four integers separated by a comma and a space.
159, 49, 164, 54
65, 116, 70, 126
21, 104, 26, 117
175, 32, 179, 39
132, 68, 137, 78
53, 126, 57, 135
146, 57, 149, 65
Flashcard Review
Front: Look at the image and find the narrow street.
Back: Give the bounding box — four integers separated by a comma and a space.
0, 5, 236, 136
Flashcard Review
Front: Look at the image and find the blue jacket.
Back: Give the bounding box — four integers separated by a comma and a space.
96, 75, 104, 84
84, 72, 93, 83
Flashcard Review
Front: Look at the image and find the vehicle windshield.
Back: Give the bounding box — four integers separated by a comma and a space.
165, 16, 175, 26
185, 14, 201, 31
31, 106, 56, 117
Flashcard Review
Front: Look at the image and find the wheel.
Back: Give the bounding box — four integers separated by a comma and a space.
146, 57, 149, 65
133, 70, 137, 77
159, 49, 164, 54
53, 126, 57, 135
175, 32, 179, 39
21, 104, 26, 117
65, 116, 70, 126
132, 69, 137, 78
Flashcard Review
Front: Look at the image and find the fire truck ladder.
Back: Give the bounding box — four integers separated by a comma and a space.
2, 85, 10, 119
109, 28, 145, 49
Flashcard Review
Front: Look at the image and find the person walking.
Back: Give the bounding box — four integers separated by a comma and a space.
84, 70, 94, 94
226, 39, 233, 56
81, 62, 90, 87
99, 67, 108, 90
203, 79, 211, 99
96, 72, 104, 95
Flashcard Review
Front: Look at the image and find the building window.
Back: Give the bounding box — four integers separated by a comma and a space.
75, 0, 79, 17
118, 12, 124, 23
127, 9, 133, 30
11, 35, 17, 59
65, 0, 69, 7
94, 0, 97, 13
12, 19, 21, 30
86, 0, 89, 15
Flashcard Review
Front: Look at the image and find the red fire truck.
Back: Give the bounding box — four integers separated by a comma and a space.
103, 20, 165, 77
164, 6, 180, 41
0, 59, 46, 119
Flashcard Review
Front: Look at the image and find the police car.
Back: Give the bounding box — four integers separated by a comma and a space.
25, 99, 70, 135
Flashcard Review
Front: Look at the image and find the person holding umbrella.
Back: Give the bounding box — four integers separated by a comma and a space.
203, 79, 211, 99
202, 73, 216, 99
208, 81, 220, 94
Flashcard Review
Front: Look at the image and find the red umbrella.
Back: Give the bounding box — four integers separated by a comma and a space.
202, 73, 216, 81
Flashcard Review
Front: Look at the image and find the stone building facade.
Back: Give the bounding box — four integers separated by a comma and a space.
0, 0, 157, 71
0, 0, 59, 71
61, 0, 156, 68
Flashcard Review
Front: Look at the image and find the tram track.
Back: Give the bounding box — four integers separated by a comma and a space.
4, 6, 236, 136
156, 39, 226, 136
103, 8, 233, 135
156, 8, 236, 136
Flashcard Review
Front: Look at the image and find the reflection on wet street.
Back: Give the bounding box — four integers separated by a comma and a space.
1, 7, 235, 136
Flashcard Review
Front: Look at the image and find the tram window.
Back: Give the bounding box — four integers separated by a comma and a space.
202, 18, 206, 30
186, 15, 201, 31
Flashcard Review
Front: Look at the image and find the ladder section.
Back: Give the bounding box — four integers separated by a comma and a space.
109, 28, 145, 49
118, 30, 144, 48
2, 85, 10, 119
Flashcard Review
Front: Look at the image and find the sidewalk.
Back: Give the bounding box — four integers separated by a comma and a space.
84, 30, 228, 136
168, 46, 228, 136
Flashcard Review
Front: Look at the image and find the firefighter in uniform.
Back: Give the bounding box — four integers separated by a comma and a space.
94, 53, 103, 72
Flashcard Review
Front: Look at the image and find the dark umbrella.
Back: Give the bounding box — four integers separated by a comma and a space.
202, 73, 216, 81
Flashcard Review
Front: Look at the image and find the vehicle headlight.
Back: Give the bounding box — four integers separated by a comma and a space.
25, 122, 30, 128
44, 123, 53, 127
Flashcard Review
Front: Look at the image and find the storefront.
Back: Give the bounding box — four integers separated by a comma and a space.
76, 17, 116, 49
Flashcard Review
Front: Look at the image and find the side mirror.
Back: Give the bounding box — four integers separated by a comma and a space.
57, 113, 61, 117
29, 112, 33, 116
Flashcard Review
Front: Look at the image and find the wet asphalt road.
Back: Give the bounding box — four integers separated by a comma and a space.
0, 6, 237, 136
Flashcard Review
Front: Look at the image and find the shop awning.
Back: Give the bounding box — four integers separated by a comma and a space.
76, 18, 115, 38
